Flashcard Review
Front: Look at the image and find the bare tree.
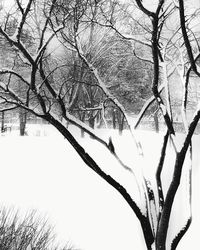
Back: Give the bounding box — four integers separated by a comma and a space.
0, 207, 78, 250
0, 0, 200, 249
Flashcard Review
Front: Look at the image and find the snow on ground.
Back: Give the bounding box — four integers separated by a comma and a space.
0, 124, 199, 250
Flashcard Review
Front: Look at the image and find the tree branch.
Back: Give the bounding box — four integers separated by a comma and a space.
0, 26, 35, 65
44, 113, 154, 249
0, 69, 30, 86
75, 35, 144, 156
134, 84, 164, 129
157, 103, 200, 249
135, 0, 155, 17
156, 130, 169, 219
16, 0, 34, 42
170, 143, 192, 250
178, 0, 200, 77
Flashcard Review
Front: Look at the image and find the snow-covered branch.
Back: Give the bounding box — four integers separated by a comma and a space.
15, 0, 24, 15
178, 0, 200, 77
156, 130, 169, 217
0, 69, 30, 86
16, 0, 34, 42
90, 19, 151, 48
134, 84, 164, 129
0, 26, 35, 65
35, 25, 64, 64
38, 0, 57, 51
75, 35, 144, 157
45, 113, 154, 249
62, 112, 136, 174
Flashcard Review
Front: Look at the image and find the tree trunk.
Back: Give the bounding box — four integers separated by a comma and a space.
19, 109, 27, 136
88, 116, 95, 138
1, 111, 5, 133
118, 112, 125, 135
81, 113, 86, 138
112, 109, 116, 129
96, 110, 102, 128
78, 111, 85, 137
154, 111, 159, 133
89, 115, 95, 129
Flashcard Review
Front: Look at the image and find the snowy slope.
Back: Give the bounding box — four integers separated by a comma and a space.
0, 125, 199, 250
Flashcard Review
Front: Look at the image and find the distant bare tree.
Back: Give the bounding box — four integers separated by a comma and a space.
0, 0, 200, 250
0, 207, 78, 250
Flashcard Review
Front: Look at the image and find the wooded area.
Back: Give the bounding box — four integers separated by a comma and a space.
0, 0, 200, 249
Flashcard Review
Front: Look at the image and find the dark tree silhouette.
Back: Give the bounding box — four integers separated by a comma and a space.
0, 0, 199, 249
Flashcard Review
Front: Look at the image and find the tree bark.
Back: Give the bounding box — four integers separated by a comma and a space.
118, 115, 124, 135
112, 109, 116, 129
1, 111, 5, 133
154, 111, 159, 133
19, 108, 27, 136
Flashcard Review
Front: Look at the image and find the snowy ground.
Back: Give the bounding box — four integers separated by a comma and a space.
0, 124, 199, 250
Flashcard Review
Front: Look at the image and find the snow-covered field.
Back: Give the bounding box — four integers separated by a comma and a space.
0, 124, 199, 250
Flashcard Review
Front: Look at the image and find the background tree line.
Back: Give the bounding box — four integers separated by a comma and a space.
0, 0, 155, 135
0, 0, 200, 250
